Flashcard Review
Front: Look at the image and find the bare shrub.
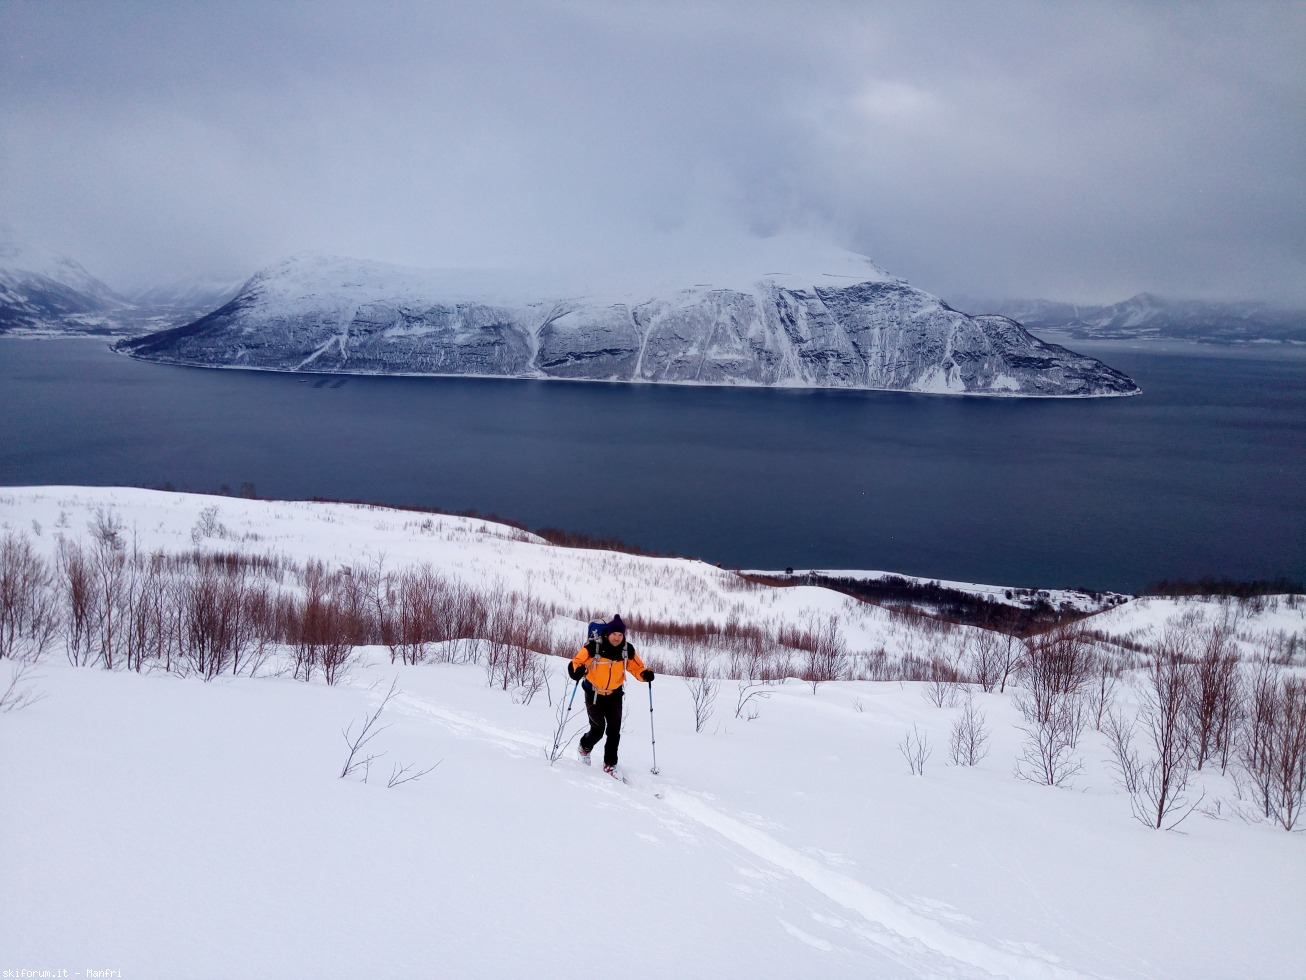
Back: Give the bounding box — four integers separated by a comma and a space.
1240, 656, 1280, 817
190, 505, 228, 544
1085, 662, 1120, 733
178, 562, 261, 681
675, 646, 709, 679
899, 724, 931, 775
548, 675, 587, 763
116, 547, 185, 674
1239, 660, 1306, 829
1012, 625, 1095, 786
510, 652, 550, 706
359, 555, 397, 657
317, 634, 353, 686
1014, 694, 1086, 787
856, 647, 895, 681
394, 566, 483, 666
484, 589, 552, 700
1018, 624, 1094, 725
734, 679, 771, 721
949, 696, 990, 766
57, 539, 95, 667
290, 563, 353, 685
232, 582, 276, 677
1187, 625, 1241, 772
922, 654, 962, 708
395, 566, 441, 665
1270, 679, 1306, 830
0, 531, 59, 662
1103, 645, 1204, 830
995, 631, 1022, 693
617, 612, 858, 686
340, 679, 398, 780
88, 508, 125, 551
754, 646, 790, 683
0, 661, 47, 712
1136, 651, 1199, 828
802, 614, 848, 693
1104, 710, 1144, 799
969, 630, 1004, 693
387, 759, 441, 789
88, 537, 129, 670
687, 674, 718, 734
334, 566, 375, 647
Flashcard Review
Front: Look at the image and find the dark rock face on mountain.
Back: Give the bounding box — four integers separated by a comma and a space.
119, 252, 1140, 397
967, 293, 1305, 345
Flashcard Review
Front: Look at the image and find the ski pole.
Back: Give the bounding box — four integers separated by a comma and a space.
648, 681, 660, 775
551, 677, 581, 761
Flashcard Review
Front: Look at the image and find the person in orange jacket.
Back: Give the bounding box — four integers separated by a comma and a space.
568, 614, 653, 773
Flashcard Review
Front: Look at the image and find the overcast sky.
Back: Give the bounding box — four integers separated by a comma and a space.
2, 0, 1303, 304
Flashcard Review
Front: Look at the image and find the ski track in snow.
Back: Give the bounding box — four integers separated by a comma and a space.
657, 787, 1094, 980
388, 684, 1098, 980
391, 692, 543, 756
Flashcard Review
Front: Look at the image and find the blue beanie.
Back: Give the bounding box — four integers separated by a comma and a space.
602, 614, 626, 638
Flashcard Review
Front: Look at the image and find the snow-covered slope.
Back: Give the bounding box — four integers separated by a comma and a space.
2, 486, 1303, 979
118, 244, 1141, 397
127, 276, 247, 313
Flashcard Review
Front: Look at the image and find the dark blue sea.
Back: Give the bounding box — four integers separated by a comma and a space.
1, 337, 1302, 592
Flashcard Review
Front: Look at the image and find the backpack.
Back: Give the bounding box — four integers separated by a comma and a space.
579, 619, 628, 693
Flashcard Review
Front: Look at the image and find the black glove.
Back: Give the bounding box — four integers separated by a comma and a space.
568, 663, 586, 681
643, 669, 654, 682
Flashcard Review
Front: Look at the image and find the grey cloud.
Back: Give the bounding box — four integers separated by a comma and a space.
1, 0, 1303, 304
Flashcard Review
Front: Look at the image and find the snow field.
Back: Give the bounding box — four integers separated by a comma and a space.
2, 486, 1304, 979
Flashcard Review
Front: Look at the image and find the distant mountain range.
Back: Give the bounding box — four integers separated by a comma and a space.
959, 293, 1306, 344
0, 239, 132, 335
115, 245, 1141, 398
0, 236, 242, 336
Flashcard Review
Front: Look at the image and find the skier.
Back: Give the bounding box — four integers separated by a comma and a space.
568, 614, 653, 775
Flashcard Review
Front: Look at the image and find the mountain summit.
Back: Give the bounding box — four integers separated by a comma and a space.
119, 243, 1140, 397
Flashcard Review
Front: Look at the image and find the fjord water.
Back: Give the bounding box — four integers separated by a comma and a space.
1, 338, 1302, 592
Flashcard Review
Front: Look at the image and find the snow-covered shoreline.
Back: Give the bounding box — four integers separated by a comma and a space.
109, 343, 1144, 398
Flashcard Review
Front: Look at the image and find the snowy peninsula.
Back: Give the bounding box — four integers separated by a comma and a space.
115, 239, 1140, 397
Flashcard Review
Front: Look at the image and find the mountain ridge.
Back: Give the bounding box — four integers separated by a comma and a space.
118, 249, 1141, 398
964, 293, 1306, 344
0, 234, 227, 336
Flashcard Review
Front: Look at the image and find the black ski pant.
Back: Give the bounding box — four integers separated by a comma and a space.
580, 687, 623, 767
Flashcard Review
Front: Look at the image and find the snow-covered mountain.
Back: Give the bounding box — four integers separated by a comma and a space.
966, 293, 1306, 344
127, 276, 247, 314
0, 234, 231, 337
118, 245, 1141, 397
0, 239, 133, 334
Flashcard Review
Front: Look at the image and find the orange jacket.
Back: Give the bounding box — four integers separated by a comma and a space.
571, 639, 649, 695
